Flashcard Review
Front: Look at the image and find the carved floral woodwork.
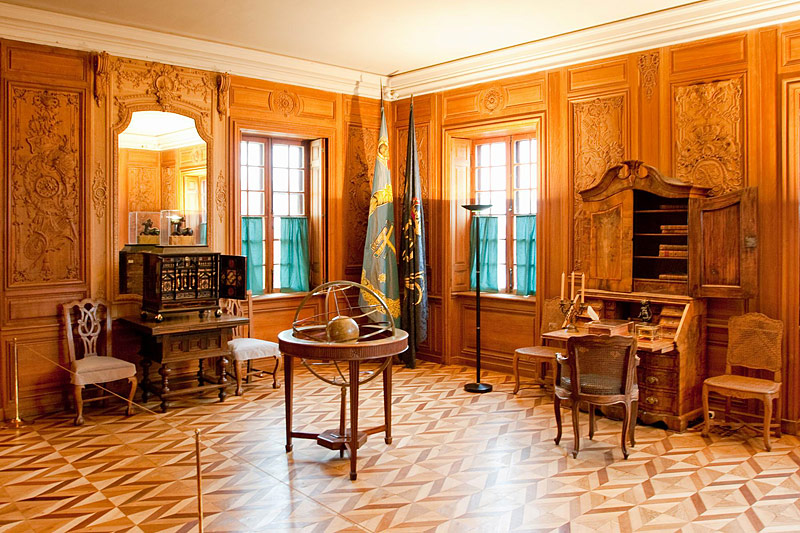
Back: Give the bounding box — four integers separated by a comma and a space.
572, 95, 626, 271
674, 78, 744, 196
638, 52, 660, 101
216, 73, 230, 117
345, 125, 379, 268
93, 51, 110, 106
92, 163, 107, 221
273, 90, 298, 117
9, 87, 82, 285
215, 170, 226, 223
480, 86, 504, 113
160, 165, 177, 209
128, 167, 159, 212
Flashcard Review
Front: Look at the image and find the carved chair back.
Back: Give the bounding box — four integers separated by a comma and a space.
726, 312, 783, 381
557, 335, 638, 400
219, 291, 253, 339
540, 297, 564, 340
63, 298, 113, 363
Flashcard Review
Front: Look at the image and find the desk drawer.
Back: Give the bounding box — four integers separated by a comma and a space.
638, 366, 677, 391
639, 351, 678, 371
639, 386, 677, 414
163, 330, 231, 362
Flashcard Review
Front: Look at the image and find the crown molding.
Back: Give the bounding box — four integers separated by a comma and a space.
0, 2, 386, 98
388, 0, 800, 98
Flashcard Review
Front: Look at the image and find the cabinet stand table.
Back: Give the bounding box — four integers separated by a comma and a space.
278, 328, 408, 480
119, 314, 248, 412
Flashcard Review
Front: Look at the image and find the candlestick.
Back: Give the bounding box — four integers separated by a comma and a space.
581, 273, 585, 303
570, 272, 575, 301
560, 272, 565, 300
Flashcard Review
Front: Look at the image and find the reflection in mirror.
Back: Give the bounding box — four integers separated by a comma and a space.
118, 111, 207, 250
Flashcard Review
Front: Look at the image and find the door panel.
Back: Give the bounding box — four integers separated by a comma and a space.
585, 190, 633, 292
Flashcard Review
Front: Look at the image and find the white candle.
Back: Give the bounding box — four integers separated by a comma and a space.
581, 273, 585, 303
570, 272, 575, 301
560, 272, 565, 300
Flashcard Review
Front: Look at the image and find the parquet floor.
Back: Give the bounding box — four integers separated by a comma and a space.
1, 361, 799, 532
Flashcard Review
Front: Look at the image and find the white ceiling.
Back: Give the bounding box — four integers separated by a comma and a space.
119, 111, 204, 151
3, 0, 696, 75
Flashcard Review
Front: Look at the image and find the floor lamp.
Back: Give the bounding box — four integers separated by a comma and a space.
462, 204, 492, 394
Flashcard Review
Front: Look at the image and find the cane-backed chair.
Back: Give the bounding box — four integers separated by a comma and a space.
554, 334, 639, 459
702, 313, 783, 451
62, 299, 137, 426
513, 297, 563, 394
220, 291, 281, 395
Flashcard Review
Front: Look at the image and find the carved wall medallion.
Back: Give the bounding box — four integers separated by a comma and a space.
93, 51, 110, 106
273, 90, 298, 117
9, 87, 82, 285
480, 86, 504, 113
215, 170, 226, 223
92, 163, 107, 220
345, 125, 379, 268
216, 73, 231, 117
674, 78, 743, 196
638, 52, 660, 101
572, 95, 626, 271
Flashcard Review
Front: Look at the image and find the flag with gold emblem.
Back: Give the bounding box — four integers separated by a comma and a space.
359, 105, 400, 327
399, 101, 428, 368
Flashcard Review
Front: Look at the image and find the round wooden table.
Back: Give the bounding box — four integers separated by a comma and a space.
278, 328, 408, 480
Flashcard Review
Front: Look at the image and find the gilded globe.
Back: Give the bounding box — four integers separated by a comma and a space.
326, 315, 360, 343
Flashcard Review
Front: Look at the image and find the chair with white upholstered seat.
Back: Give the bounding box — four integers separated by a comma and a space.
221, 291, 281, 395
62, 298, 137, 426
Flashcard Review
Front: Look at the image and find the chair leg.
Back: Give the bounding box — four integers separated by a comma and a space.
725, 396, 731, 423
571, 401, 581, 458
246, 360, 253, 384
701, 384, 710, 438
74, 385, 84, 426
762, 394, 773, 452
272, 357, 280, 389
588, 404, 595, 440
554, 396, 563, 445
234, 360, 244, 396
775, 394, 782, 438
621, 402, 630, 460
126, 376, 137, 416
512, 353, 521, 394
630, 400, 638, 447
539, 361, 548, 388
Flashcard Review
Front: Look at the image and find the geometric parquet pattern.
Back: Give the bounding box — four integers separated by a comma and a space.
1, 361, 800, 532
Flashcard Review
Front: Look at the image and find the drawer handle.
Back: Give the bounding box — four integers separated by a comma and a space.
645, 396, 659, 405
646, 376, 659, 385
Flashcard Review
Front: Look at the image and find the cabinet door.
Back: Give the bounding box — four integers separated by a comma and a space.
689, 187, 757, 298
584, 190, 633, 292
219, 254, 247, 299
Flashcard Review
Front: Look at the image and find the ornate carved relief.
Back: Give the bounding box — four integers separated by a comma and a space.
128, 167, 159, 211
572, 95, 626, 272
273, 90, 298, 117
92, 163, 107, 220
215, 170, 226, 223
638, 52, 659, 101
345, 125, 379, 267
93, 51, 110, 106
9, 87, 82, 285
216, 73, 231, 117
161, 165, 177, 209
674, 78, 743, 196
480, 86, 504, 113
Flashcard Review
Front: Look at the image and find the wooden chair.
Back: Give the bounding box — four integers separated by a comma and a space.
702, 312, 783, 451
554, 334, 638, 459
220, 291, 281, 395
513, 297, 563, 394
62, 299, 137, 426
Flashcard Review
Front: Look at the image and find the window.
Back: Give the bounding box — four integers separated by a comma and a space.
240, 136, 310, 294
471, 134, 538, 294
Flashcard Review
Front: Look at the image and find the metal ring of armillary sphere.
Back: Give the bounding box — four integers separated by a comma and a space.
292, 280, 396, 387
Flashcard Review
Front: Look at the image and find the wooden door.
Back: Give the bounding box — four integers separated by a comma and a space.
688, 187, 757, 298
584, 190, 633, 292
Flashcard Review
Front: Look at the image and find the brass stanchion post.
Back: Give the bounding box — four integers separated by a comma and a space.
195, 428, 203, 533
5, 338, 28, 428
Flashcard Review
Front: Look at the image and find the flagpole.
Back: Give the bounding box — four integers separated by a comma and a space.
462, 204, 492, 394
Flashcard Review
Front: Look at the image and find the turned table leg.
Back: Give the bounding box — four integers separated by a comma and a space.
197, 359, 204, 386
284, 355, 293, 453
383, 357, 392, 445
217, 354, 228, 402
348, 360, 360, 480
141, 358, 152, 403
159, 363, 171, 413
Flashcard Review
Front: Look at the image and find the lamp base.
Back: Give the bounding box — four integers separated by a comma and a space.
464, 382, 493, 394
2, 417, 30, 429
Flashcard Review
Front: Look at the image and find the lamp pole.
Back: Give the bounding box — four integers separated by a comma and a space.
462, 204, 492, 394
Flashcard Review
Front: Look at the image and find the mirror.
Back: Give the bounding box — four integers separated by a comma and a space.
118, 111, 207, 249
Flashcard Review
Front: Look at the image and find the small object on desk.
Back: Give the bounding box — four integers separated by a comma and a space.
586, 319, 632, 336
586, 305, 600, 322
636, 324, 661, 341
638, 300, 653, 323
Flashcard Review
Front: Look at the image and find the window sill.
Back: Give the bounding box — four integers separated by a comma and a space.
252, 291, 309, 301
452, 291, 536, 303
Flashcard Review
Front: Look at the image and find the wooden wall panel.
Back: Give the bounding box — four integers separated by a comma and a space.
567, 58, 628, 92
669, 34, 748, 76
442, 74, 545, 125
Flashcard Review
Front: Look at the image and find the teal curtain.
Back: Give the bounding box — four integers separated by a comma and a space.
469, 216, 498, 292
241, 216, 264, 296
515, 215, 536, 296
280, 216, 309, 293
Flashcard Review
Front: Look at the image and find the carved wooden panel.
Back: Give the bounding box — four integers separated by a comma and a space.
442, 76, 545, 124
781, 28, 800, 67
585, 191, 633, 292
344, 125, 379, 273
7, 47, 87, 82
128, 167, 160, 211
571, 94, 626, 272
8, 86, 84, 286
674, 78, 744, 196
568, 59, 628, 92
161, 165, 178, 210
638, 52, 660, 101
670, 34, 747, 76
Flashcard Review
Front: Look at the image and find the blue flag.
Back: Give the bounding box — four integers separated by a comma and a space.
359, 105, 400, 326
399, 102, 428, 368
